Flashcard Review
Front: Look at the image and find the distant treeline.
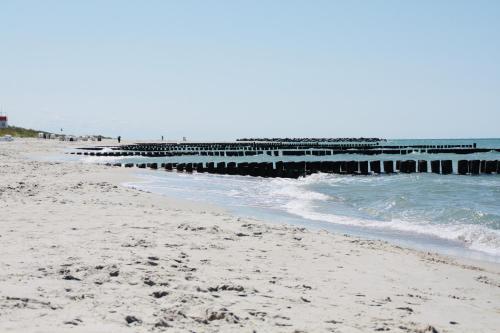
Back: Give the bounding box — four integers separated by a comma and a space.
236, 137, 386, 143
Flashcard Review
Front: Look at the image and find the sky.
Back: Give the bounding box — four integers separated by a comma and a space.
1, 1, 499, 140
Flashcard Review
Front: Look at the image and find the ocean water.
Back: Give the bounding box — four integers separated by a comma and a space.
124, 170, 500, 262
73, 138, 500, 263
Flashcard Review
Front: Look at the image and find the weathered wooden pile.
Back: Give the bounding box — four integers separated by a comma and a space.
72, 141, 500, 178
106, 160, 500, 178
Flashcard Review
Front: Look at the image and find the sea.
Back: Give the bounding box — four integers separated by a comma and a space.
74, 138, 500, 263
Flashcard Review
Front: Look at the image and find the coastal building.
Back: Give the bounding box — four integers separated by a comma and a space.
0, 115, 7, 128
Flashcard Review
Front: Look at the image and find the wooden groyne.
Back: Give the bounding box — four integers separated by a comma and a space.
72, 141, 499, 178
72, 142, 492, 158
235, 137, 384, 143
113, 142, 476, 151
106, 159, 500, 178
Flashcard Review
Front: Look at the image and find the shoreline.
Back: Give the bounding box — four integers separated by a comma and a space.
1, 139, 499, 332
124, 169, 500, 264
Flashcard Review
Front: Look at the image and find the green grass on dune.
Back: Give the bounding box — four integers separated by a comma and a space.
0, 126, 111, 139
0, 126, 50, 138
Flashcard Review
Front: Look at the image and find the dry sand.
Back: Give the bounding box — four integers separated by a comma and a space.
1, 138, 499, 333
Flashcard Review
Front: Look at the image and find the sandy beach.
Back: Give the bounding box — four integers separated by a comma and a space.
1, 139, 499, 333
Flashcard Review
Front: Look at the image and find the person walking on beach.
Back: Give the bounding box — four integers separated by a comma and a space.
118, 136, 121, 143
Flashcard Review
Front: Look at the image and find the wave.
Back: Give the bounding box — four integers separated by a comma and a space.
124, 171, 500, 258
283, 198, 500, 256
267, 173, 500, 256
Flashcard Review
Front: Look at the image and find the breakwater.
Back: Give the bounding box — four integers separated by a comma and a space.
105, 159, 498, 178
70, 139, 500, 178
74, 141, 487, 158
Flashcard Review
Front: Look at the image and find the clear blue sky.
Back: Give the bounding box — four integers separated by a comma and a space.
1, 1, 499, 140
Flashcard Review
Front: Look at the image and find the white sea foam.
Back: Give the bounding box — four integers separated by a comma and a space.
268, 173, 500, 256
125, 170, 500, 258
283, 200, 500, 256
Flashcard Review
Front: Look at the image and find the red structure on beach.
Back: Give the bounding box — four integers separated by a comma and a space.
0, 115, 8, 128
